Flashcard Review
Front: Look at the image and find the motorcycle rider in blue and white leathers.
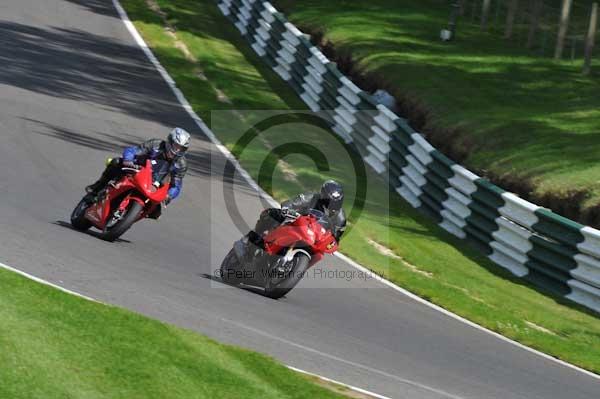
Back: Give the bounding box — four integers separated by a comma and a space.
85, 128, 191, 208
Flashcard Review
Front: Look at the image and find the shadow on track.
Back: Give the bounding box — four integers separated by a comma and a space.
62, 0, 121, 19
24, 117, 251, 189
0, 19, 263, 192
0, 17, 268, 203
53, 220, 132, 243
200, 273, 279, 299
0, 21, 188, 127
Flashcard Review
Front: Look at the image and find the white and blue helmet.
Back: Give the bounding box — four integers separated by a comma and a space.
166, 127, 191, 159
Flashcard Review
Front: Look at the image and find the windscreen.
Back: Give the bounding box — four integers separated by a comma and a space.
151, 159, 170, 185
308, 209, 331, 231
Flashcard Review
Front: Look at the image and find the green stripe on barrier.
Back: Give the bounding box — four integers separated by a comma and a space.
419, 175, 451, 224
421, 181, 447, 205
389, 160, 404, 182
216, 0, 600, 312
533, 208, 585, 248
524, 262, 572, 295
243, 3, 264, 39
430, 150, 456, 169
357, 92, 379, 109
325, 62, 345, 80
465, 179, 504, 255
428, 150, 455, 182
320, 88, 340, 109
423, 166, 451, 195
529, 235, 579, 262
420, 191, 444, 215
466, 203, 500, 232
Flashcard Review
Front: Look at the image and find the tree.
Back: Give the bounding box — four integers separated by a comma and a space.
481, 0, 492, 31
505, 0, 519, 39
583, 2, 598, 75
527, 0, 544, 49
471, 0, 478, 22
457, 0, 466, 16
554, 0, 573, 59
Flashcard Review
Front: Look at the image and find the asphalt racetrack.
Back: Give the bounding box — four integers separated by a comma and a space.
1, 1, 599, 398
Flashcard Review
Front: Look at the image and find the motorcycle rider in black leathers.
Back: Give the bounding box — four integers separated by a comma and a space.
84, 128, 191, 209
246, 180, 347, 253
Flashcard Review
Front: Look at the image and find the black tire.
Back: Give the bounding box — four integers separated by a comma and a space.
264, 253, 310, 299
220, 248, 241, 285
100, 201, 143, 242
70, 198, 93, 231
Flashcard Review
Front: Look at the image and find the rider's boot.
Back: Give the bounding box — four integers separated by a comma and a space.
84, 179, 107, 203
242, 232, 264, 264
86, 159, 122, 196
85, 160, 124, 204
85, 181, 103, 195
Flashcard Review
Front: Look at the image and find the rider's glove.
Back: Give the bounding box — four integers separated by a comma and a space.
122, 160, 136, 168
280, 207, 299, 219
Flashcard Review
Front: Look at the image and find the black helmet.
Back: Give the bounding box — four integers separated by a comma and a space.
320, 180, 344, 214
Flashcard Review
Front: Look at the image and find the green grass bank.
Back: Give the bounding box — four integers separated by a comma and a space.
273, 0, 600, 227
0, 266, 350, 398
120, 0, 600, 374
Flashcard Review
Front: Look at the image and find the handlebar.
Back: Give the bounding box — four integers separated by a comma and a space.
121, 165, 141, 173
281, 208, 301, 218
280, 207, 301, 220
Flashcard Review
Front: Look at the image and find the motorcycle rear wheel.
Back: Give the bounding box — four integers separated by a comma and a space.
100, 201, 143, 242
264, 253, 310, 299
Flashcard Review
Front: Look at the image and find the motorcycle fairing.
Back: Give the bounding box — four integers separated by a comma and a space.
133, 161, 170, 203
263, 214, 338, 267
263, 222, 316, 255
84, 160, 169, 229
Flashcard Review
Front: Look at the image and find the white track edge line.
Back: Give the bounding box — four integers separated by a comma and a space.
0, 262, 98, 302
221, 317, 463, 399
0, 261, 387, 397
110, 0, 278, 209
110, 0, 598, 383
1, 258, 393, 398
334, 253, 600, 381
287, 365, 392, 399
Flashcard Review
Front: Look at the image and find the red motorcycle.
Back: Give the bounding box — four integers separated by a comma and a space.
70, 160, 169, 241
220, 209, 339, 299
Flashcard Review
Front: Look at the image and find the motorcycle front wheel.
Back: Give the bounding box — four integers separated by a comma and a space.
264, 253, 310, 299
220, 248, 242, 285
100, 201, 143, 242
70, 197, 93, 231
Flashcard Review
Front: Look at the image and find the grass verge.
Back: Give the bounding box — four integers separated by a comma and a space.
0, 266, 350, 399
273, 0, 600, 226
120, 0, 600, 374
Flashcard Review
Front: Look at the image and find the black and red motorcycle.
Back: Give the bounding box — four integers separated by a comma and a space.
220, 209, 338, 299
70, 160, 169, 241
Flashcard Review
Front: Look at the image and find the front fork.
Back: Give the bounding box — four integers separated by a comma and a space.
274, 245, 296, 274
107, 196, 145, 228
273, 246, 312, 274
